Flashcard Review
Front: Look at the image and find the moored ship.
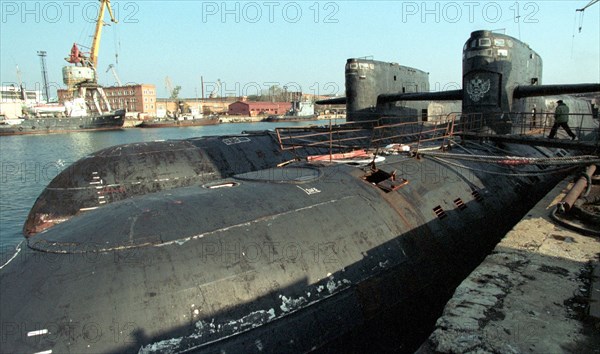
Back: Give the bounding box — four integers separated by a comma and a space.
0, 110, 125, 136
139, 115, 219, 128
265, 99, 318, 122
0, 89, 125, 136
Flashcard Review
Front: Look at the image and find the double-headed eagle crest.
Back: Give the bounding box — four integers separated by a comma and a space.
466, 77, 491, 102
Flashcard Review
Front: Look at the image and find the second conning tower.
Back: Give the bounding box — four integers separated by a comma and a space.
345, 58, 430, 121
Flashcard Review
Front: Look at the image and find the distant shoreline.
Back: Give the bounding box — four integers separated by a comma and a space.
219, 115, 346, 124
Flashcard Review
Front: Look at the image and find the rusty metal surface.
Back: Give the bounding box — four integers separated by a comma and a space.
559, 165, 597, 213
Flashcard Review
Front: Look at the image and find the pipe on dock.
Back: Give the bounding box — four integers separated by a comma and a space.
557, 165, 597, 213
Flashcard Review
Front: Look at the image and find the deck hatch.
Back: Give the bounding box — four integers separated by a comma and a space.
363, 169, 408, 193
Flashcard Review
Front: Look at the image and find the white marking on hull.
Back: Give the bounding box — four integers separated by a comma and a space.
80, 206, 99, 211
157, 196, 355, 249
27, 329, 49, 337
0, 241, 23, 270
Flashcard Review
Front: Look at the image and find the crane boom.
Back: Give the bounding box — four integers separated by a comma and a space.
575, 0, 599, 32
106, 64, 122, 86
90, 0, 118, 69
576, 0, 599, 11
165, 77, 173, 97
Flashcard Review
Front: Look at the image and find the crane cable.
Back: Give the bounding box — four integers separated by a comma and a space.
113, 18, 120, 65
571, 0, 599, 57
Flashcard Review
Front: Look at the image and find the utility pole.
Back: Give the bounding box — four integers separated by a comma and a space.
37, 50, 50, 102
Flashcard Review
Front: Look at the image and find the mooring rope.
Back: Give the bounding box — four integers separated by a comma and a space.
418, 151, 600, 166
427, 156, 578, 177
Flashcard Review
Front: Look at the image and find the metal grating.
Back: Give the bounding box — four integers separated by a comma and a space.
433, 205, 448, 219
453, 198, 467, 210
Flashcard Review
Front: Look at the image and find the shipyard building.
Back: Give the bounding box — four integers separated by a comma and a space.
228, 101, 292, 117
57, 84, 157, 116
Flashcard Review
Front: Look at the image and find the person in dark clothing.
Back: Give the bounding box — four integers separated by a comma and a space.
548, 100, 576, 140
530, 104, 537, 128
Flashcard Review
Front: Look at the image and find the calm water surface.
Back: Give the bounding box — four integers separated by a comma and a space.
0, 120, 335, 259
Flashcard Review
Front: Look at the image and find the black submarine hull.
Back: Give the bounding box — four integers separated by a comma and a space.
23, 133, 298, 235
1, 142, 566, 353
5, 27, 599, 353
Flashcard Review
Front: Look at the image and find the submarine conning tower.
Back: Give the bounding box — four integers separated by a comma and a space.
462, 30, 542, 133
345, 58, 430, 122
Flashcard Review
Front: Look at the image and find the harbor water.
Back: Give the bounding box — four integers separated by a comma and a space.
0, 120, 335, 262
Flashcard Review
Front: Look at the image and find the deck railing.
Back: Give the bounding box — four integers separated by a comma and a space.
275, 112, 599, 156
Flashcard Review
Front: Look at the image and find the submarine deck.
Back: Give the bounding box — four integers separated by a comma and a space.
419, 176, 600, 353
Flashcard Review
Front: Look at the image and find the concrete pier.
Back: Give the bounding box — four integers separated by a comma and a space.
419, 178, 600, 353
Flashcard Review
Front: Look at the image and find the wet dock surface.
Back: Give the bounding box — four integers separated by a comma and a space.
419, 178, 600, 353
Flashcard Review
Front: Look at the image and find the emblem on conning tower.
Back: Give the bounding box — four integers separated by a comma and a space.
466, 77, 491, 102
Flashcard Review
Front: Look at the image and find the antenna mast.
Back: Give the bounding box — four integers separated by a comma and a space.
16, 65, 22, 86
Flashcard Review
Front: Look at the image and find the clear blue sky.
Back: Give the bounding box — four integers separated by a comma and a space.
1, 0, 598, 99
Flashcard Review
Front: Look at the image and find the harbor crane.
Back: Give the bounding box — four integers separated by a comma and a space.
37, 51, 50, 102
62, 0, 118, 114
106, 64, 122, 86
65, 0, 117, 70
209, 79, 222, 98
165, 76, 174, 98
576, 0, 599, 32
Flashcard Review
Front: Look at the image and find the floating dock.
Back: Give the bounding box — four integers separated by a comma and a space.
419, 176, 600, 353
